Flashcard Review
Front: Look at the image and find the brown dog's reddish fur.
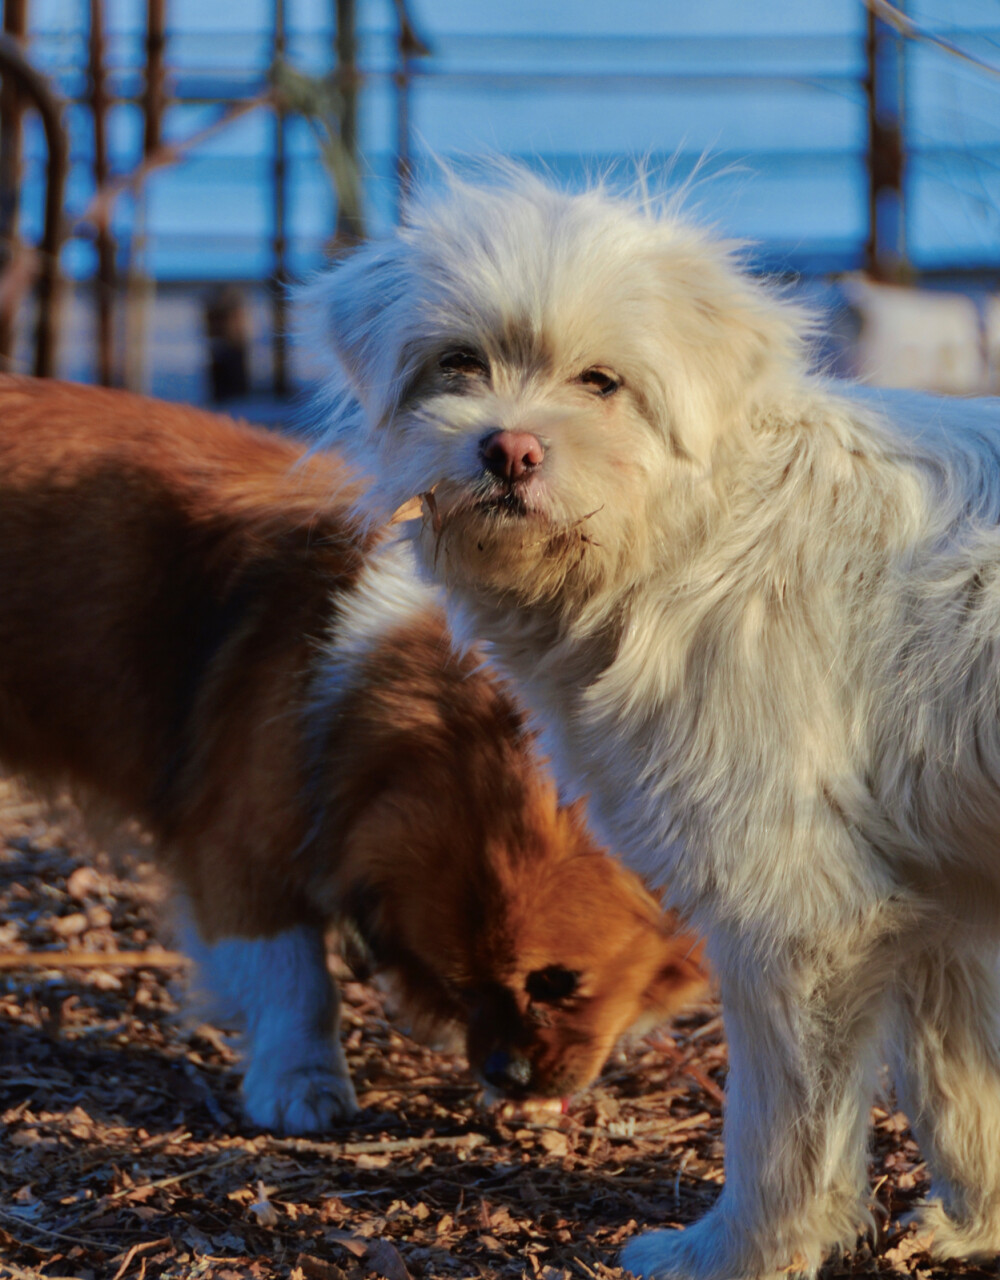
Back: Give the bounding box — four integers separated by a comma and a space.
0, 374, 706, 1130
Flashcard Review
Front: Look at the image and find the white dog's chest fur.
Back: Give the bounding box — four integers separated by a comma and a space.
452, 388, 1000, 948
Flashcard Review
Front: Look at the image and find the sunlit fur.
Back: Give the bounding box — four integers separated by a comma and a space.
308, 165, 1000, 1277
0, 374, 706, 1136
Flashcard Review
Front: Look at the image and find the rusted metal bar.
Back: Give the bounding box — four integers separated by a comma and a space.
0, 0, 28, 363
272, 0, 288, 396
122, 0, 167, 391
391, 0, 429, 217
144, 0, 166, 155
79, 92, 272, 233
865, 4, 906, 280
335, 0, 356, 173
88, 0, 115, 386
0, 30, 68, 377
334, 0, 364, 241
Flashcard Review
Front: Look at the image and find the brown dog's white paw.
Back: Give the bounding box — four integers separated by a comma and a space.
242, 1062, 359, 1135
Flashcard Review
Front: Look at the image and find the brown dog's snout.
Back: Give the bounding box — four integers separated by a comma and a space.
479, 429, 544, 481
482, 1047, 533, 1093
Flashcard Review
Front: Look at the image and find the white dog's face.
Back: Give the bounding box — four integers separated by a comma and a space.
309, 171, 805, 610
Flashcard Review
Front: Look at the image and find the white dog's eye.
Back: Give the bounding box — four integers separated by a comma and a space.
578, 366, 622, 397
438, 348, 490, 380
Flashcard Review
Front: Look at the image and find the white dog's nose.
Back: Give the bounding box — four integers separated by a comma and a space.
479, 430, 544, 481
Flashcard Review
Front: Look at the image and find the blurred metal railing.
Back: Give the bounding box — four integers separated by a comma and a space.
0, 0, 996, 399
0, 24, 67, 375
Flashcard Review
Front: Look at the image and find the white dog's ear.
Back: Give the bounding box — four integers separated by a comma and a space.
309, 240, 412, 424
651, 237, 808, 466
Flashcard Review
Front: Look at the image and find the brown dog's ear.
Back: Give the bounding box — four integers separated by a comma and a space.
642, 927, 710, 1021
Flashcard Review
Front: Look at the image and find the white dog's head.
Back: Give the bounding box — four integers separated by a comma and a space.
307, 167, 810, 612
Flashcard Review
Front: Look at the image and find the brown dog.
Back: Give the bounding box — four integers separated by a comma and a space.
0, 374, 706, 1134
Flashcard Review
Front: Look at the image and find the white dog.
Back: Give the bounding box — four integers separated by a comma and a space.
307, 166, 1000, 1278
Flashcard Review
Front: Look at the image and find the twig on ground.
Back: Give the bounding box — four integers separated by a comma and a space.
0, 949, 189, 970
263, 1130, 489, 1159
109, 1236, 173, 1280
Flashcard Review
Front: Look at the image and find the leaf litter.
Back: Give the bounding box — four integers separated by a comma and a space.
0, 778, 993, 1280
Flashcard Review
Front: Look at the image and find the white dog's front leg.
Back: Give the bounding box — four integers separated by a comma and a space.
623, 943, 887, 1280
185, 921, 358, 1134
890, 943, 1000, 1258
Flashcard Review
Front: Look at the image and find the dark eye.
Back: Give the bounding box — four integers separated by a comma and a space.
438, 348, 489, 379
525, 965, 580, 1003
578, 366, 621, 397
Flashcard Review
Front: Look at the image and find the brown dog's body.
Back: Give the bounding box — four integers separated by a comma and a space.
0, 375, 705, 1134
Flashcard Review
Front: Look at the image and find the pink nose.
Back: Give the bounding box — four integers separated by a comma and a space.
479, 430, 545, 482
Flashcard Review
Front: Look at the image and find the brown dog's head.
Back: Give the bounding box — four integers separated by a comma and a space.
338, 738, 706, 1100
460, 812, 707, 1098
328, 608, 707, 1101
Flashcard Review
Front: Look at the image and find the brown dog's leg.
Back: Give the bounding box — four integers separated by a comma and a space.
181, 913, 358, 1134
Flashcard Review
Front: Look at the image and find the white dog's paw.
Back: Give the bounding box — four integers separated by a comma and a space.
915, 1197, 1000, 1261
621, 1222, 816, 1280
621, 1229, 693, 1280
242, 1062, 359, 1135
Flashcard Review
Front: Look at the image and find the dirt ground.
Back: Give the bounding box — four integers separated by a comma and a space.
0, 777, 995, 1280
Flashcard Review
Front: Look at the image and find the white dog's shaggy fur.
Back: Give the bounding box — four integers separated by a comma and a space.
306, 167, 1000, 1278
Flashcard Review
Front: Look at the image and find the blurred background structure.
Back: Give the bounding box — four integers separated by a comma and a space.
0, 0, 998, 415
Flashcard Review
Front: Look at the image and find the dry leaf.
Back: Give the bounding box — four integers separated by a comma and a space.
10, 1130, 57, 1151
353, 1153, 392, 1170
883, 1231, 935, 1266
124, 1184, 158, 1204
51, 912, 89, 937
364, 1239, 412, 1280
249, 1182, 279, 1227
389, 496, 423, 524
325, 1231, 369, 1259
297, 1255, 349, 1280
539, 1130, 570, 1157
66, 866, 103, 900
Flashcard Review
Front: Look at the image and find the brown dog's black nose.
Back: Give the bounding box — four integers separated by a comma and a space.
479, 430, 544, 481
483, 1048, 533, 1093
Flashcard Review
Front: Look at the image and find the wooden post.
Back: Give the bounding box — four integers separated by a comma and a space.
123, 0, 167, 391
334, 0, 364, 242
88, 0, 115, 386
0, 32, 68, 377
144, 0, 166, 155
865, 4, 906, 280
391, 0, 428, 219
272, 0, 288, 396
0, 0, 27, 364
